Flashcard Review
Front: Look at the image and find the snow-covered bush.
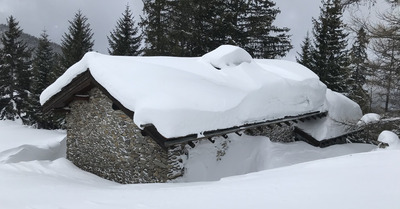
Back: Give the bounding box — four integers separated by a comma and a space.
377, 131, 400, 149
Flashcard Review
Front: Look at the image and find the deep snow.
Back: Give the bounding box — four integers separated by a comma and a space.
1, 120, 399, 209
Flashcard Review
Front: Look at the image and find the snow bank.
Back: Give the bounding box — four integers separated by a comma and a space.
0, 120, 66, 163
41, 46, 327, 138
1, 145, 398, 209
179, 134, 375, 182
296, 89, 363, 140
378, 131, 400, 150
2, 120, 399, 209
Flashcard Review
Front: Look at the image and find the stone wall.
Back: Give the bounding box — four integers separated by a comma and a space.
245, 123, 295, 143
66, 88, 181, 184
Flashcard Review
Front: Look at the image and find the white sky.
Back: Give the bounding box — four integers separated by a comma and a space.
0, 0, 389, 61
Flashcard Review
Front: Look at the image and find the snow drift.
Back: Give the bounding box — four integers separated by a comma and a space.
1, 120, 400, 209
296, 89, 363, 140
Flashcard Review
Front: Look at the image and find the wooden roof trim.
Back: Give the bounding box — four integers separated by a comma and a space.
42, 70, 93, 113
42, 69, 134, 119
143, 111, 329, 148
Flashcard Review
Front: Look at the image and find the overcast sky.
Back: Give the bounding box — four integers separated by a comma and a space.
0, 0, 387, 61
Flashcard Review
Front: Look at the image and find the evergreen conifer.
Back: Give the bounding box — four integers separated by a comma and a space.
60, 11, 94, 70
0, 16, 32, 122
140, 0, 172, 55
296, 32, 314, 70
311, 0, 350, 93
140, 0, 292, 58
244, 0, 292, 58
348, 27, 369, 112
29, 31, 62, 128
108, 5, 142, 56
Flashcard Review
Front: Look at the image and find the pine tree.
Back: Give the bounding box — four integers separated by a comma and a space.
296, 32, 314, 70
29, 31, 61, 128
0, 16, 32, 122
140, 0, 292, 58
61, 10, 94, 69
108, 5, 142, 56
220, 0, 247, 46
166, 0, 195, 56
244, 0, 292, 58
140, 0, 172, 55
189, 0, 227, 56
348, 27, 369, 112
311, 0, 350, 93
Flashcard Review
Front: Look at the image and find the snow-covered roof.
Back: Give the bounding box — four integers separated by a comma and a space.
41, 45, 328, 138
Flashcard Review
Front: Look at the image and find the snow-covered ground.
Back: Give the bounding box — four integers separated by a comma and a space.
1, 120, 399, 209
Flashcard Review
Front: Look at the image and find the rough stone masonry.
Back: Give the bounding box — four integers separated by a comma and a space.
66, 88, 185, 184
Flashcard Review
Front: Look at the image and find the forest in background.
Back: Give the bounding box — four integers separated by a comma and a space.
0, 0, 398, 129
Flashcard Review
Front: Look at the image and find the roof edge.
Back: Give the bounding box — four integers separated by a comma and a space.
41, 69, 134, 119
42, 70, 93, 113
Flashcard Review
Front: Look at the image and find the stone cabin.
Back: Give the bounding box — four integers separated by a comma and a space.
41, 46, 360, 184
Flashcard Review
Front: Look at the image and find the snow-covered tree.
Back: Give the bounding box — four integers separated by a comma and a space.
108, 5, 142, 56
0, 16, 32, 122
61, 11, 94, 70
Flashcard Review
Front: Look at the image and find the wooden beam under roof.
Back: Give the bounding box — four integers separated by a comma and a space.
159, 111, 329, 147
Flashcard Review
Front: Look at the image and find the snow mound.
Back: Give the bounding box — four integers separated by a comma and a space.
0, 139, 66, 163
378, 131, 400, 150
0, 120, 66, 163
0, 120, 66, 152
296, 89, 363, 140
201, 45, 252, 69
179, 134, 375, 182
358, 113, 381, 125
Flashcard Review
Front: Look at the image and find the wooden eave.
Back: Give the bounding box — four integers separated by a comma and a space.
42, 69, 134, 119
293, 126, 372, 148
146, 111, 329, 148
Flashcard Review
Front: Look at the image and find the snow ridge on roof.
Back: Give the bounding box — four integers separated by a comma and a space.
201, 45, 252, 69
41, 45, 327, 138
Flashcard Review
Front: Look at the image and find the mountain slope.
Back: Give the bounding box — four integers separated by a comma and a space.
0, 24, 61, 54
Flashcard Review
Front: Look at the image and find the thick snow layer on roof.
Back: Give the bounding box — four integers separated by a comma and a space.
41, 46, 327, 138
296, 89, 363, 140
201, 45, 252, 69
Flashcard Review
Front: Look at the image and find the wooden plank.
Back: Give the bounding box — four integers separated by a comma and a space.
42, 70, 93, 113
293, 127, 321, 147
